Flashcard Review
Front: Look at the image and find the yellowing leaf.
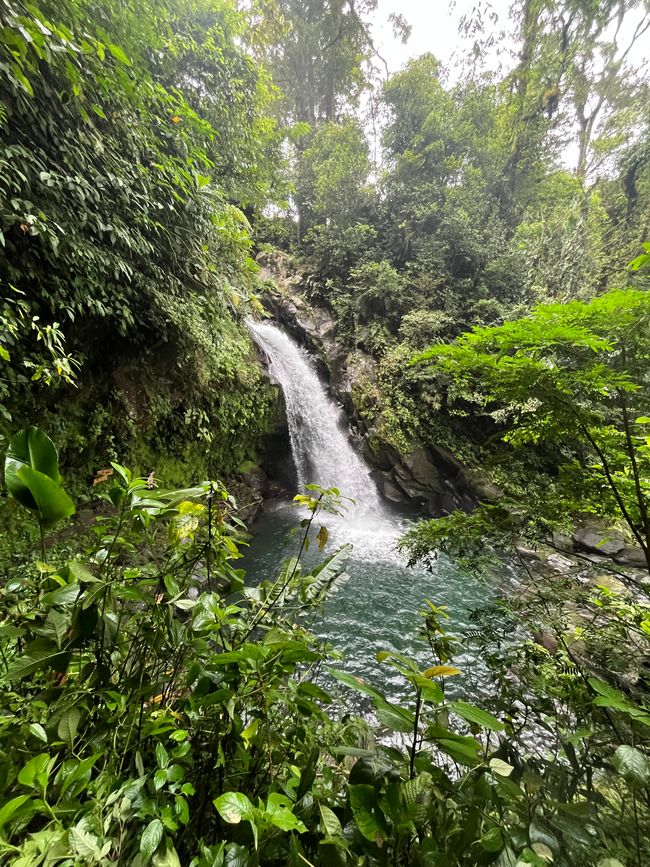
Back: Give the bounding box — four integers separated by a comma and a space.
489, 758, 514, 777
316, 525, 328, 551
532, 842, 554, 862
171, 115, 182, 124
423, 665, 462, 678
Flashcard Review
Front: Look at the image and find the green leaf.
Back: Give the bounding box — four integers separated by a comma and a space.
481, 826, 505, 853
152, 842, 182, 867
4, 643, 69, 681
18, 753, 51, 790
0, 795, 31, 831
319, 803, 343, 838
5, 426, 61, 510
612, 745, 650, 788
141, 819, 164, 859
531, 842, 554, 862
107, 43, 131, 66
427, 725, 482, 765
69, 826, 103, 860
57, 707, 81, 746
15, 465, 76, 524
529, 822, 559, 855
401, 772, 432, 825
376, 702, 415, 733
28, 723, 47, 743
348, 784, 385, 843
265, 793, 307, 832
489, 758, 514, 777
327, 667, 385, 701
214, 791, 253, 824
451, 700, 505, 731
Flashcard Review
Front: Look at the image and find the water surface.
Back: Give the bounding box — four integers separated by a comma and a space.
243, 498, 493, 705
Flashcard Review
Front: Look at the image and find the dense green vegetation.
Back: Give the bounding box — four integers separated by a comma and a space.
0, 0, 281, 484
2, 0, 650, 864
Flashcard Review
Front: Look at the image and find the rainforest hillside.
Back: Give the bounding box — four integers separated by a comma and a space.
1, 1, 650, 865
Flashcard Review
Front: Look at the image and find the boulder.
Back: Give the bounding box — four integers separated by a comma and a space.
572, 523, 626, 557
404, 446, 444, 492
371, 471, 408, 503
614, 545, 648, 569
514, 542, 543, 561
551, 530, 573, 552
457, 468, 503, 502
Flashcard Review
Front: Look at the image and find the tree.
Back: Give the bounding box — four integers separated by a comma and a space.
409, 283, 650, 572
296, 119, 371, 231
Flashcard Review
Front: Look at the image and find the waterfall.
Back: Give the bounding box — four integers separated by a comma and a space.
248, 319, 381, 514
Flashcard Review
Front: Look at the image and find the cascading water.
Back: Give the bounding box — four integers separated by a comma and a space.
247, 319, 380, 513
245, 318, 498, 702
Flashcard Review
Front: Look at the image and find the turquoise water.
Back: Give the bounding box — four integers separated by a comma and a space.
243, 497, 497, 705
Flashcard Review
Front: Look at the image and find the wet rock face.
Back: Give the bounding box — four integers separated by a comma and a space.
259, 385, 297, 492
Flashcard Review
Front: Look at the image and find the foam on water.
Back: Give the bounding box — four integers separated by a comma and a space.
246, 320, 499, 702
248, 319, 381, 514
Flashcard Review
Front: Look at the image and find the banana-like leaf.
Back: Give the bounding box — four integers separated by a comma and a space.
5, 426, 61, 509
5, 427, 75, 524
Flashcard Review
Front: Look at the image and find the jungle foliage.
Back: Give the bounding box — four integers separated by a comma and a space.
0, 0, 282, 480
259, 0, 650, 462
2, 429, 649, 867
2, 0, 650, 865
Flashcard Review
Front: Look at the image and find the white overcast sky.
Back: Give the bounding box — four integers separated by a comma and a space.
372, 0, 513, 78
371, 0, 648, 76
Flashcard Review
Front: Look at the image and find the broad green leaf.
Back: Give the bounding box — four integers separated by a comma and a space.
481, 826, 505, 853
18, 753, 51, 789
0, 795, 31, 830
214, 791, 253, 824
140, 819, 164, 858
439, 737, 481, 765
57, 707, 81, 746
327, 667, 385, 701
28, 723, 47, 743
69, 827, 103, 860
6, 426, 59, 482
376, 701, 415, 733
265, 793, 307, 832
319, 803, 342, 837
400, 772, 432, 825
531, 842, 553, 862
4, 643, 69, 681
5, 426, 63, 513
348, 784, 385, 843
152, 843, 182, 867
612, 745, 650, 788
451, 700, 505, 731
16, 466, 75, 524
490, 758, 514, 777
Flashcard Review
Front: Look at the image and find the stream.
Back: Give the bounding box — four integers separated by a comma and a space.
245, 320, 498, 704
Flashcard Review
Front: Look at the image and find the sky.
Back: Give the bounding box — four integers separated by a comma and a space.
371, 0, 648, 78
371, 0, 514, 79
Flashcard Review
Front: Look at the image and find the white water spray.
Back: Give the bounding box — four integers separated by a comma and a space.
248, 319, 381, 514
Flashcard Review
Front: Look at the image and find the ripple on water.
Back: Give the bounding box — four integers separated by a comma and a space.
242, 499, 498, 706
